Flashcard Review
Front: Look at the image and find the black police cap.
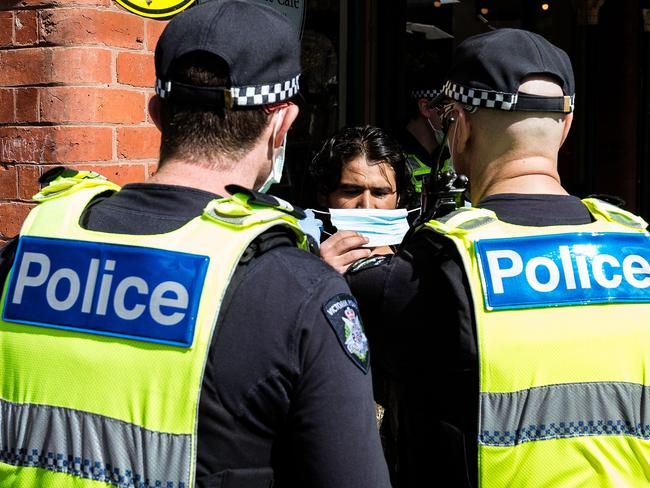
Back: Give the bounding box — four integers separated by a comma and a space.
433, 28, 575, 113
154, 0, 301, 109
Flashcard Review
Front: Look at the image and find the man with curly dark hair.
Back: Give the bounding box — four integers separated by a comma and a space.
307, 125, 414, 273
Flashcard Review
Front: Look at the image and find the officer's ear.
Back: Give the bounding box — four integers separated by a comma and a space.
148, 95, 162, 131
271, 103, 299, 148
417, 98, 431, 118
452, 106, 471, 155
560, 112, 573, 147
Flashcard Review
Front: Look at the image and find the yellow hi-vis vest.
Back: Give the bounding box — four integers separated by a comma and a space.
405, 152, 451, 194
405, 153, 432, 194
425, 198, 650, 488
0, 172, 308, 488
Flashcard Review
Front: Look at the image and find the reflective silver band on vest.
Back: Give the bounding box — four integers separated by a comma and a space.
480, 382, 650, 447
0, 398, 191, 488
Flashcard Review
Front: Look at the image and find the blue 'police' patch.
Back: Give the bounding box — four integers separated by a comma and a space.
3, 236, 209, 347
476, 232, 650, 310
323, 293, 369, 373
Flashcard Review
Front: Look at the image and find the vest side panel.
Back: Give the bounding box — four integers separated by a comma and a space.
0, 463, 115, 488
0, 186, 302, 487
480, 436, 650, 488
425, 207, 650, 488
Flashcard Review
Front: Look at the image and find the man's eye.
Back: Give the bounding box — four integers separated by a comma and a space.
372, 190, 391, 198
341, 188, 361, 196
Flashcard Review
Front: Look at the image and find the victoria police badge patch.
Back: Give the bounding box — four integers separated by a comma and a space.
323, 294, 369, 373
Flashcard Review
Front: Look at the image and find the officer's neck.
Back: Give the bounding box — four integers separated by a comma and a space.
148, 149, 267, 197
470, 156, 567, 205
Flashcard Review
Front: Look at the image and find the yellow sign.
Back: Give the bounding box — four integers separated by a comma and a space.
114, 0, 195, 19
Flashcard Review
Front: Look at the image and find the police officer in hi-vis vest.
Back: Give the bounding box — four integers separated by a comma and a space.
0, 2, 391, 487
399, 87, 444, 197
346, 28, 650, 487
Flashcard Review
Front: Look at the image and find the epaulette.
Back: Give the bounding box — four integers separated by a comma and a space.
583, 197, 648, 230
33, 166, 119, 202
225, 184, 306, 219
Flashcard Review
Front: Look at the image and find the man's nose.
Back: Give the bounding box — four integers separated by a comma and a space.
356, 190, 372, 208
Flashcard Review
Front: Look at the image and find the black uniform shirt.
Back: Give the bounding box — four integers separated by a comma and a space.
0, 183, 391, 488
346, 193, 593, 488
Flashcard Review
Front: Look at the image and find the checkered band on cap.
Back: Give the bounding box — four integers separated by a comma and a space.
441, 80, 517, 110
410, 89, 440, 99
231, 75, 300, 107
155, 75, 300, 108
155, 79, 172, 98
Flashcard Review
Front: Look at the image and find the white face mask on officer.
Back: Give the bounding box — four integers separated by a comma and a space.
259, 109, 287, 194
428, 117, 446, 147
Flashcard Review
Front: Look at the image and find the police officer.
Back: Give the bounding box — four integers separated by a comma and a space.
0, 2, 391, 487
399, 86, 444, 197
347, 28, 650, 487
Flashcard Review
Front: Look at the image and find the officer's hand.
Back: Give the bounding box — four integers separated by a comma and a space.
320, 230, 371, 274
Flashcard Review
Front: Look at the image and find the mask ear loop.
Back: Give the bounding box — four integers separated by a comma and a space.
446, 113, 459, 168
258, 108, 287, 193
272, 108, 285, 145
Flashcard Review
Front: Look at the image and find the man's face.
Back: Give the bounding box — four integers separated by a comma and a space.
323, 155, 398, 209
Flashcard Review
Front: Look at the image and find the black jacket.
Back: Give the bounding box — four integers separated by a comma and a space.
346, 193, 593, 487
0, 183, 391, 488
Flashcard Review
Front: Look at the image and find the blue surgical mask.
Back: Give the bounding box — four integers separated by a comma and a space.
327, 208, 411, 247
297, 209, 324, 244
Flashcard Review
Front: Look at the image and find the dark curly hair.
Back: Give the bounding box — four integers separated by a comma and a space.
307, 125, 413, 208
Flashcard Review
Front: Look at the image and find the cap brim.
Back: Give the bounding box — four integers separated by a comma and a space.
292, 91, 306, 108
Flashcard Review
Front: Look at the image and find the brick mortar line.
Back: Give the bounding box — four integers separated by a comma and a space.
0, 45, 149, 52
0, 85, 154, 93
110, 46, 117, 84
0, 43, 148, 51
0, 125, 156, 130
0, 161, 153, 166
0, 5, 130, 13
0, 162, 44, 165
0, 123, 155, 128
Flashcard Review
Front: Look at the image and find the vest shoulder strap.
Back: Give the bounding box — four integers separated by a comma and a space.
33, 167, 120, 203
582, 197, 649, 231
206, 188, 308, 250
425, 206, 497, 236
224, 184, 306, 218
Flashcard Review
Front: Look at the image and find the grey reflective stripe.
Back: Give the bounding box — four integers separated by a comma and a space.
433, 208, 496, 230
608, 210, 646, 229
0, 398, 191, 488
480, 382, 650, 447
457, 216, 496, 231
436, 207, 473, 224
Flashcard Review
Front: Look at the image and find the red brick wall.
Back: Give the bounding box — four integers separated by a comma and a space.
0, 0, 167, 242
